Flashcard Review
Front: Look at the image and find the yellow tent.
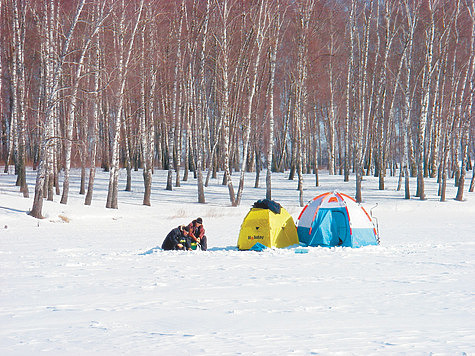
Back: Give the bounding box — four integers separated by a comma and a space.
237, 205, 299, 250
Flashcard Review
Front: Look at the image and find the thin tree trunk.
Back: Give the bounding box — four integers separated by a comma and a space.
235, 1, 267, 207
266, 13, 280, 200
106, 0, 144, 209
401, 0, 418, 200
13, 0, 28, 197
455, 1, 474, 201
415, 1, 435, 200
376, 1, 397, 191
140, 15, 150, 205
123, 103, 133, 192
30, 0, 85, 218
61, 15, 104, 204
355, 0, 374, 203
469, 165, 475, 192
327, 16, 337, 176
195, 0, 210, 203
294, 1, 314, 206
3, 0, 17, 175
344, 0, 356, 183
254, 144, 260, 188
85, 8, 102, 206
10, 0, 20, 183
221, 0, 236, 205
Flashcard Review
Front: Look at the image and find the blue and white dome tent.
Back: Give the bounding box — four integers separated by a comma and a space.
296, 191, 379, 248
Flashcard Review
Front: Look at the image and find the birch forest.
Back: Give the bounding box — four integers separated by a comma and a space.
0, 0, 474, 218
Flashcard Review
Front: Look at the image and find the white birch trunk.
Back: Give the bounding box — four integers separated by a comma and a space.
174, 1, 186, 189
44, 6, 56, 203
144, 66, 157, 205
141, 8, 154, 206
428, 31, 449, 180
106, 1, 126, 207
123, 99, 132, 192
85, 2, 105, 206
355, 0, 373, 203
294, 0, 314, 207
221, 0, 236, 205
401, 0, 418, 200
327, 17, 337, 176
12, 0, 28, 196
61, 14, 105, 204
235, 0, 267, 207
106, 0, 144, 209
195, 0, 210, 203
470, 167, 475, 193
85, 29, 101, 204
30, 0, 85, 218
3, 0, 16, 174
166, 3, 184, 191
455, 1, 475, 201
266, 13, 280, 200
376, 1, 396, 190
10, 0, 20, 178
344, 0, 356, 183
440, 3, 462, 201
415, 1, 435, 200
234, 1, 265, 206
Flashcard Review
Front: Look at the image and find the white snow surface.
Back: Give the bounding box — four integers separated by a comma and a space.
1, 167, 474, 355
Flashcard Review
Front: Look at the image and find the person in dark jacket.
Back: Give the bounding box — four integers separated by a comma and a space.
162, 225, 192, 251
187, 217, 207, 251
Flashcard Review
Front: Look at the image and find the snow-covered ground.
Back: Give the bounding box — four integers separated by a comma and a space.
1, 166, 474, 355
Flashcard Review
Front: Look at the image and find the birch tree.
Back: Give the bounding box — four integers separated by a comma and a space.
235, 0, 268, 207
218, 0, 236, 206
165, 2, 185, 191
30, 0, 86, 218
401, 0, 419, 200
195, 0, 210, 203
85, 2, 106, 206
351, 0, 374, 203
1, 0, 473, 210
11, 0, 28, 197
2, 0, 15, 175
326, 13, 338, 176
344, 0, 357, 184
61, 2, 109, 204
440, 0, 463, 202
141, 6, 157, 206
455, 0, 475, 201
294, 0, 314, 206
414, 0, 436, 200
106, 0, 144, 209
173, 0, 186, 190
266, 7, 282, 200
374, 0, 398, 190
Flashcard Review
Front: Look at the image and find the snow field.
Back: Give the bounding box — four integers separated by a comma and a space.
1, 167, 474, 355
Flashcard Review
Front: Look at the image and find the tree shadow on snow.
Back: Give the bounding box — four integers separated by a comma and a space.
207, 246, 238, 252
0, 206, 29, 215
138, 246, 239, 254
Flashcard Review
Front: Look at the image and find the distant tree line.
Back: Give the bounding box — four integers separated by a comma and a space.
0, 0, 473, 218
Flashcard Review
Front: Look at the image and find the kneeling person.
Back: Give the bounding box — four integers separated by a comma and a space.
162, 225, 192, 251
188, 217, 207, 251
